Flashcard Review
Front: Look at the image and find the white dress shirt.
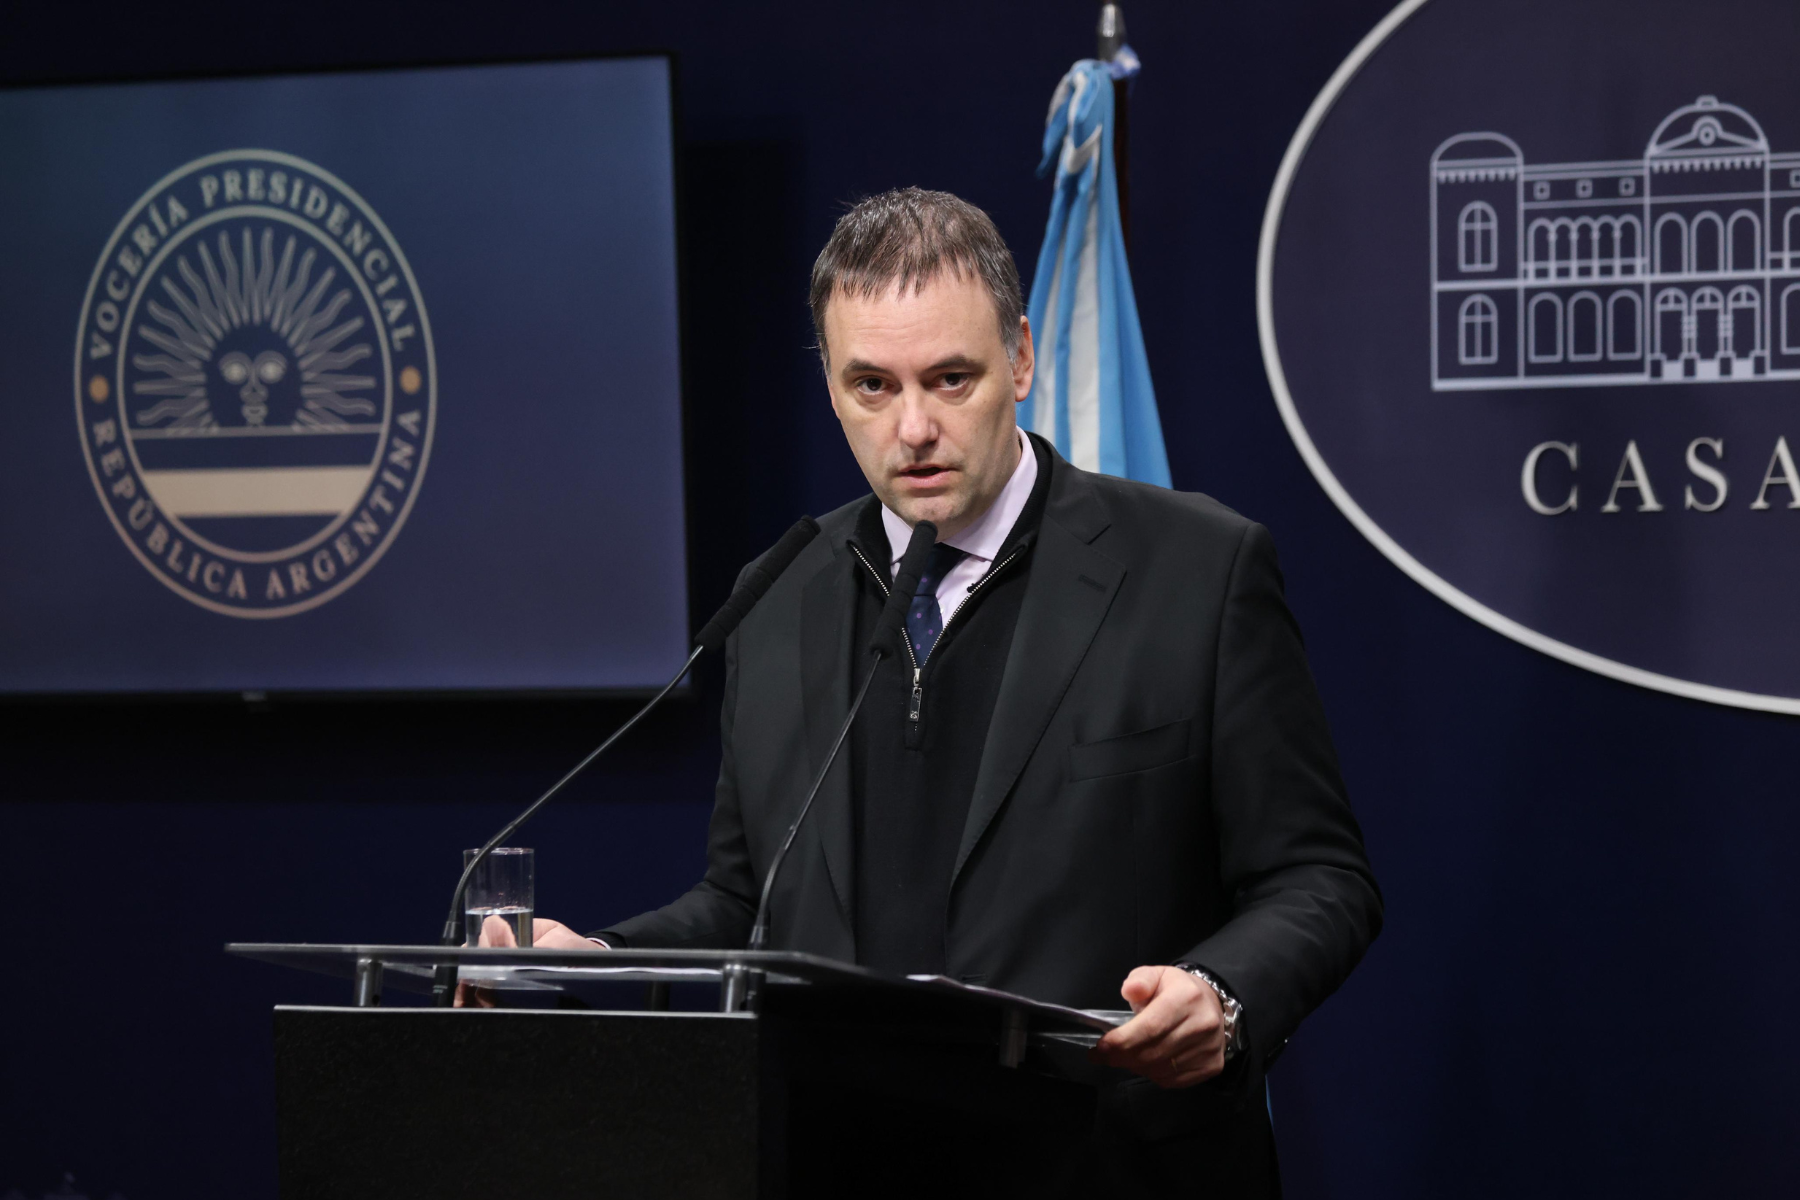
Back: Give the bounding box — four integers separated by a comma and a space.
879, 428, 1038, 627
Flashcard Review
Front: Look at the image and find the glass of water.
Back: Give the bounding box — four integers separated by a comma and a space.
463, 847, 534, 947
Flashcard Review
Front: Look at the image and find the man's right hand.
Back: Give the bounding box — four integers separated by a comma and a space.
453, 916, 606, 1007
485, 917, 606, 950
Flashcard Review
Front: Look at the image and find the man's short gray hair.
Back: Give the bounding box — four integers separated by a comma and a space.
809, 187, 1025, 369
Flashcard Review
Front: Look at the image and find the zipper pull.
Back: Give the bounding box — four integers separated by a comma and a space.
909, 667, 923, 723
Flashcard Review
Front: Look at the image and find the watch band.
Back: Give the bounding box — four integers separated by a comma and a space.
1176, 963, 1245, 1061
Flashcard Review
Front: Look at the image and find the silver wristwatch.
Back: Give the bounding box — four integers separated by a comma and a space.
1176, 963, 1245, 1061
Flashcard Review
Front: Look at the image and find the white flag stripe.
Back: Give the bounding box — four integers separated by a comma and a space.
142, 467, 372, 517
1067, 184, 1103, 473
1035, 241, 1064, 441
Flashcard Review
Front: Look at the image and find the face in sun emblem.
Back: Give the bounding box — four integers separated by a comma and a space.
74, 150, 436, 618
133, 225, 382, 435
217, 349, 288, 426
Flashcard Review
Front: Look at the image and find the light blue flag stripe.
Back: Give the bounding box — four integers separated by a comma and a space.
1021, 59, 1171, 488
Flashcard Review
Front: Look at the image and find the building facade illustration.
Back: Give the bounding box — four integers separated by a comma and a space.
1431, 96, 1800, 389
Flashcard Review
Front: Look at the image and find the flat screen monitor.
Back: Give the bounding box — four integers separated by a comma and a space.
0, 56, 688, 694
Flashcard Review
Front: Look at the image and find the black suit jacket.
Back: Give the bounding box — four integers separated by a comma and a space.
604, 441, 1381, 1142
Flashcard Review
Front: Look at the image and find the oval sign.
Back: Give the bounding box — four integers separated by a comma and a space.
1259, 0, 1800, 712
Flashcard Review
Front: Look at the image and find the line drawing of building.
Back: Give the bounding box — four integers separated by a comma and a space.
1431, 96, 1800, 390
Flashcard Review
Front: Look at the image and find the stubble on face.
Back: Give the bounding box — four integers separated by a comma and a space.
822, 272, 1032, 542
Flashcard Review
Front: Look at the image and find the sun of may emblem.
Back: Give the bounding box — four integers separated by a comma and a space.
73, 149, 436, 618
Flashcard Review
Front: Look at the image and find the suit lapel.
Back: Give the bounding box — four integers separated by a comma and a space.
954, 460, 1123, 884
798, 539, 858, 925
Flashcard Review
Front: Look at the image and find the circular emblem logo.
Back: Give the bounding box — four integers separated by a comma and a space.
74, 149, 435, 618
1261, 0, 1800, 713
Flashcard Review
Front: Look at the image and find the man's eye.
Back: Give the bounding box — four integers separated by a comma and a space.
940, 373, 969, 388
855, 377, 886, 394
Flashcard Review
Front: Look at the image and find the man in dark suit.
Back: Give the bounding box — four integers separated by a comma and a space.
520, 188, 1380, 1189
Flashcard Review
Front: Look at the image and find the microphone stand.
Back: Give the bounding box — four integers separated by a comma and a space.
430, 515, 821, 1008
731, 521, 937, 1009
724, 653, 883, 1013
746, 651, 885, 953
430, 644, 702, 1006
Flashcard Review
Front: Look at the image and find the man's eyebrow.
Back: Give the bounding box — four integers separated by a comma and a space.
838, 354, 985, 378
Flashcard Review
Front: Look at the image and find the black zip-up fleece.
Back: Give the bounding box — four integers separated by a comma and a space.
845, 435, 1051, 976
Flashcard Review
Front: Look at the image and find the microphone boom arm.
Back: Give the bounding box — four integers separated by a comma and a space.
746, 650, 884, 951
428, 516, 820, 1007
440, 642, 705, 950
746, 519, 935, 953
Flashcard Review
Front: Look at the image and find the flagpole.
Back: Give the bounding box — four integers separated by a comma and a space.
1097, 4, 1131, 252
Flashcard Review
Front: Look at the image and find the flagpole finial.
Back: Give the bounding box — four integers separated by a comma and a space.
1097, 4, 1127, 61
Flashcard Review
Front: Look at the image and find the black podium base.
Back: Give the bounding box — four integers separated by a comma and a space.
274, 1004, 1096, 1199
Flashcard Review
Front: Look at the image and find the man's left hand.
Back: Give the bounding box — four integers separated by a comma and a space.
1089, 965, 1228, 1089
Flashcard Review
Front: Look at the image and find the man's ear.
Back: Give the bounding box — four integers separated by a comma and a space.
1013, 316, 1035, 403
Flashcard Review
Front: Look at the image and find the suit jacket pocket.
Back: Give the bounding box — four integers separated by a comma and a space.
1068, 718, 1192, 782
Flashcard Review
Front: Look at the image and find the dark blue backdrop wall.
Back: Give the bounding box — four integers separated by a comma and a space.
4, 3, 1795, 1197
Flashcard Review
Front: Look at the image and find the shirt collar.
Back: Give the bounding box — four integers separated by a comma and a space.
881, 428, 1037, 570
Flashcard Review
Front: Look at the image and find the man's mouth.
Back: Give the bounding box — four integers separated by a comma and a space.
897, 464, 953, 487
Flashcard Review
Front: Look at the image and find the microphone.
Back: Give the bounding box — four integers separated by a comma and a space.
432, 516, 820, 1006
867, 519, 937, 661
694, 517, 823, 654
745, 521, 936, 954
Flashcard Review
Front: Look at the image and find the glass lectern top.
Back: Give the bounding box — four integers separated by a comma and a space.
225, 943, 1130, 1035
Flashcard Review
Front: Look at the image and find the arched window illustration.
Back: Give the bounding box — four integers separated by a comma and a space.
1458, 202, 1498, 272
1457, 294, 1499, 364
1729, 211, 1761, 273
1692, 212, 1724, 274
1785, 209, 1800, 271
1656, 214, 1687, 276
1553, 222, 1575, 279
1692, 286, 1724, 359
1529, 220, 1554, 279
1608, 291, 1641, 359
1728, 285, 1762, 357
1568, 292, 1602, 360
1595, 220, 1617, 277
1616, 216, 1641, 275
1783, 283, 1800, 354
1573, 220, 1597, 278
1529, 293, 1564, 362
1655, 289, 1687, 359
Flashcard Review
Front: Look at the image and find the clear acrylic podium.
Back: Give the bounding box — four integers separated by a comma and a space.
229, 943, 1127, 1199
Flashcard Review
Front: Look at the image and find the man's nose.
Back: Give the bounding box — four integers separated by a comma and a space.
894, 390, 938, 449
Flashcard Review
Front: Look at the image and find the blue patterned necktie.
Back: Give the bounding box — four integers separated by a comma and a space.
905, 542, 968, 665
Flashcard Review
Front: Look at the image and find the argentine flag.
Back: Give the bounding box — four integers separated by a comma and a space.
1021, 59, 1171, 487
